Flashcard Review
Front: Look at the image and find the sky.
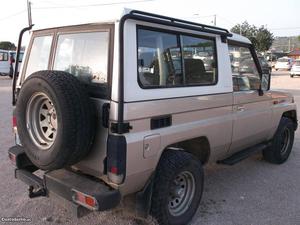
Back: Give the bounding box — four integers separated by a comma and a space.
0, 0, 299, 46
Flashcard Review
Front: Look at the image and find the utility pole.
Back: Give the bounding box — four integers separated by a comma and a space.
27, 0, 32, 26
213, 14, 216, 26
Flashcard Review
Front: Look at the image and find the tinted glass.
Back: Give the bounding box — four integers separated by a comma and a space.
25, 36, 52, 77
10, 52, 24, 62
182, 35, 217, 85
54, 32, 109, 86
278, 58, 289, 62
137, 29, 182, 87
137, 28, 218, 88
229, 45, 260, 91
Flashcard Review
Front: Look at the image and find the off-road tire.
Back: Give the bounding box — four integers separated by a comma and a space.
150, 150, 204, 225
16, 70, 96, 170
263, 117, 294, 164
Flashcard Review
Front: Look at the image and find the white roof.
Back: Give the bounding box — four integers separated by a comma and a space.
228, 33, 251, 44
32, 8, 252, 45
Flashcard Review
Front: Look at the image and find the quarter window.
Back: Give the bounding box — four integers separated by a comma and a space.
228, 45, 260, 91
25, 36, 53, 77
137, 28, 217, 88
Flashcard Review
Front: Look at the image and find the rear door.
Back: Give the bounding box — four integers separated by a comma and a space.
0, 51, 9, 74
51, 25, 114, 178
229, 43, 273, 153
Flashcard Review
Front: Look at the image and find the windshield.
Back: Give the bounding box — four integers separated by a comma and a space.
258, 57, 268, 66
294, 61, 300, 66
278, 58, 289, 62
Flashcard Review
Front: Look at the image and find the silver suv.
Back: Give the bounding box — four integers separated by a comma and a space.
8, 9, 297, 225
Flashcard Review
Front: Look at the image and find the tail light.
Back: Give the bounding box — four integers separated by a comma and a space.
72, 190, 99, 210
12, 114, 21, 145
12, 116, 17, 133
8, 151, 17, 165
107, 135, 126, 185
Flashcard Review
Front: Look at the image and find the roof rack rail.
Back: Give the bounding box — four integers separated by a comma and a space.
128, 10, 232, 38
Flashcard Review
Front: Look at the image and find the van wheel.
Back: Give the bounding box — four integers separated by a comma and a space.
290, 75, 294, 78
150, 150, 203, 225
263, 117, 294, 164
16, 70, 96, 170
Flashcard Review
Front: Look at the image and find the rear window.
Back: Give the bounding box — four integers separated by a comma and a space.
278, 58, 289, 62
53, 31, 109, 97
295, 61, 300, 66
0, 52, 8, 61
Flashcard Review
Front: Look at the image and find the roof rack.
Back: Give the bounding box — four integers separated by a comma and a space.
128, 10, 232, 38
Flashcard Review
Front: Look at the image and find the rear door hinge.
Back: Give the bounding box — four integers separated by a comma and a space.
111, 122, 132, 134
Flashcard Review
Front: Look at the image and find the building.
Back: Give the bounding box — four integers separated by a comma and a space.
288, 49, 300, 60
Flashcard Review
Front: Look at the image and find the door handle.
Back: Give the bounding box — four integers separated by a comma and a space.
236, 106, 245, 112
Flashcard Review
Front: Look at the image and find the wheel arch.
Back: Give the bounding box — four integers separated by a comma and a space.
166, 136, 211, 165
282, 110, 298, 130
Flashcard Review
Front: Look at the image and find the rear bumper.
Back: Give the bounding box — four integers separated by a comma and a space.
290, 71, 300, 75
9, 146, 121, 212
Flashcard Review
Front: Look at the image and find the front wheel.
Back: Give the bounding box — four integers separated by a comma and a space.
150, 150, 204, 225
263, 117, 295, 164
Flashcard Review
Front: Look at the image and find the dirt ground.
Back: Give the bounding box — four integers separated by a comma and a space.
0, 71, 299, 225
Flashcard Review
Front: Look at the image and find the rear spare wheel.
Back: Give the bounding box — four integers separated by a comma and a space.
16, 70, 96, 170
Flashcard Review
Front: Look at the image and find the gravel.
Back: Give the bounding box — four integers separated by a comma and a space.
0, 71, 299, 225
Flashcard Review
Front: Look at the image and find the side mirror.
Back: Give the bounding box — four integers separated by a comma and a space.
261, 73, 271, 91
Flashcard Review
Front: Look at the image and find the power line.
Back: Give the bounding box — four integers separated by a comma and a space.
33, 0, 154, 9
0, 10, 26, 22
269, 27, 300, 31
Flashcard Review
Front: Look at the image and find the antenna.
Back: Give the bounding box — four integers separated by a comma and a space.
27, 0, 32, 26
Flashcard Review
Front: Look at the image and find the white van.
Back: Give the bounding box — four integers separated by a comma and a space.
9, 51, 24, 78
0, 49, 10, 76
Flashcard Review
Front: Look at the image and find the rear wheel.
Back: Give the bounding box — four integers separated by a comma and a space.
290, 74, 294, 78
263, 117, 294, 164
150, 150, 204, 225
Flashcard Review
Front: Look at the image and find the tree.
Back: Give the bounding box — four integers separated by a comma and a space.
255, 26, 274, 52
298, 35, 300, 42
231, 21, 274, 52
0, 41, 16, 50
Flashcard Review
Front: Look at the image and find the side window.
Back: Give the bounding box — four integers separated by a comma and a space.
137, 29, 182, 87
25, 36, 53, 77
228, 45, 260, 91
0, 52, 8, 61
53, 31, 109, 86
137, 28, 218, 88
182, 35, 217, 85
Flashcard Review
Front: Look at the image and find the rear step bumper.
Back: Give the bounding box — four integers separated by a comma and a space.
9, 145, 121, 212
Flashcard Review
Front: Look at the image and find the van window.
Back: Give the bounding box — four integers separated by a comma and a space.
0, 52, 8, 61
182, 35, 217, 85
137, 29, 182, 87
25, 36, 53, 77
10, 52, 24, 62
54, 32, 109, 86
137, 27, 218, 88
